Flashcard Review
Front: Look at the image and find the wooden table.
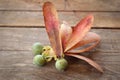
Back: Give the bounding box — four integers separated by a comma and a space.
0, 0, 120, 80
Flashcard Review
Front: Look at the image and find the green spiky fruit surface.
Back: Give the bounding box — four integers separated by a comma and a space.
33, 55, 46, 66
55, 58, 68, 71
32, 42, 43, 55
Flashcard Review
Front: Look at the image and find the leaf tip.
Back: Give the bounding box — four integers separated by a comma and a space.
86, 14, 94, 26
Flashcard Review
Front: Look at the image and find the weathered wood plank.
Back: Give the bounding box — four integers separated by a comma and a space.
0, 51, 120, 80
0, 11, 120, 28
0, 0, 120, 11
0, 28, 120, 53
0, 28, 120, 80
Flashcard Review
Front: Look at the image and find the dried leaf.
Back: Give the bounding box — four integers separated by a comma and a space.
66, 54, 103, 72
43, 2, 63, 57
65, 15, 94, 52
60, 21, 72, 50
67, 32, 101, 53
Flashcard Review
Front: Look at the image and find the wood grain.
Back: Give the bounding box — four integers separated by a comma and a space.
0, 28, 120, 80
0, 11, 120, 28
0, 0, 119, 79
0, 28, 120, 52
0, 0, 120, 11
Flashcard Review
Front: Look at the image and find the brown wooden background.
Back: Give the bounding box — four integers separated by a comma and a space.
0, 0, 120, 80
0, 0, 120, 28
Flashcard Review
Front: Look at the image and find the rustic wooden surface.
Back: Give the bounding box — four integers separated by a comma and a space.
0, 12, 120, 28
0, 0, 120, 80
0, 0, 120, 11
0, 28, 120, 80
0, 0, 120, 28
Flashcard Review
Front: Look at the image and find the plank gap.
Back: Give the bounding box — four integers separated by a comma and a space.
0, 26, 120, 29
0, 10, 120, 12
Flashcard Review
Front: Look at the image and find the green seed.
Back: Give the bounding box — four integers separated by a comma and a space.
33, 55, 46, 66
32, 42, 43, 55
55, 58, 68, 71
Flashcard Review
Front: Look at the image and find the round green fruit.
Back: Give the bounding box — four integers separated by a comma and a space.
55, 58, 68, 71
32, 42, 43, 55
33, 55, 46, 66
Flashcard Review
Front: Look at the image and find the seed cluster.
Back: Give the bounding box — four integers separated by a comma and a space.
32, 42, 68, 71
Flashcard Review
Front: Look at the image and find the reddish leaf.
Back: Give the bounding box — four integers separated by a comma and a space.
66, 54, 103, 72
43, 2, 63, 57
60, 21, 72, 50
65, 15, 94, 52
67, 32, 101, 53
